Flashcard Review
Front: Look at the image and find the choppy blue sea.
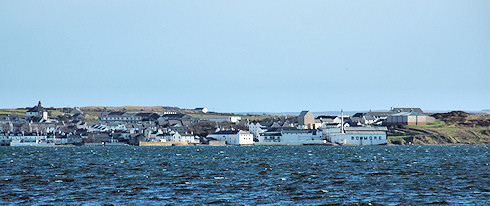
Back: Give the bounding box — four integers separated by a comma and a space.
1, 145, 488, 205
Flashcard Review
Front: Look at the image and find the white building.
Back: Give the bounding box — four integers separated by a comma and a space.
165, 132, 200, 144
100, 112, 142, 123
8, 134, 55, 146
256, 128, 325, 145
207, 130, 253, 145
324, 126, 387, 145
248, 122, 271, 139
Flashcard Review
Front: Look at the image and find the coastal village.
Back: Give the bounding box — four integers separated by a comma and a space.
1, 101, 487, 147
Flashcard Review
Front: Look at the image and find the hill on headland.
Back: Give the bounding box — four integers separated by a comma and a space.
81, 106, 187, 113
388, 111, 490, 145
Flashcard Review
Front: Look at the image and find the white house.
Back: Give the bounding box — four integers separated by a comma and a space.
194, 107, 209, 113
207, 130, 253, 145
163, 132, 200, 144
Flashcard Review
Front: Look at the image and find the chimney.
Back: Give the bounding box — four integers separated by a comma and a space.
341, 110, 344, 134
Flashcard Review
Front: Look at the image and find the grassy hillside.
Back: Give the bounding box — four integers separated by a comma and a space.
81, 106, 183, 113
0, 109, 27, 116
0, 108, 65, 117
388, 111, 490, 145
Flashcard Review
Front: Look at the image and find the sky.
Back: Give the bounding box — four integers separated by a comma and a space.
1, 1, 489, 113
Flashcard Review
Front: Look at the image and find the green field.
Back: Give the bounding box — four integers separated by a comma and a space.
0, 109, 66, 117
0, 109, 27, 116
239, 115, 274, 121
404, 120, 446, 128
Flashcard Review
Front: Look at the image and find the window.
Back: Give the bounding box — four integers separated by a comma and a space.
351, 136, 354, 140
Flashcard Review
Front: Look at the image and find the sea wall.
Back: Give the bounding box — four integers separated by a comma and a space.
208, 140, 226, 146
139, 141, 189, 146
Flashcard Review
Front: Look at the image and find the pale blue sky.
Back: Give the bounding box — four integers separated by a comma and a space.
1, 1, 489, 112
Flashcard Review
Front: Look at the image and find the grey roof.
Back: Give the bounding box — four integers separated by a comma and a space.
364, 116, 376, 120
391, 108, 424, 113
260, 132, 282, 136
316, 115, 337, 119
135, 112, 153, 117
213, 130, 239, 135
162, 113, 189, 119
366, 111, 395, 117
344, 126, 388, 132
107, 111, 126, 116
299, 111, 311, 117
28, 116, 44, 123
389, 112, 427, 117
0, 115, 9, 121
271, 122, 281, 128
281, 128, 320, 133
254, 121, 273, 127
352, 113, 364, 118
265, 127, 316, 133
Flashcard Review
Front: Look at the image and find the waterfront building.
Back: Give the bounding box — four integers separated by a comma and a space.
8, 133, 54, 146
248, 122, 272, 139
207, 130, 253, 145
166, 132, 200, 144
324, 125, 387, 145
256, 127, 325, 145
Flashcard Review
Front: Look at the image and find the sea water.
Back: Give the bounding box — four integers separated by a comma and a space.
1, 145, 488, 205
